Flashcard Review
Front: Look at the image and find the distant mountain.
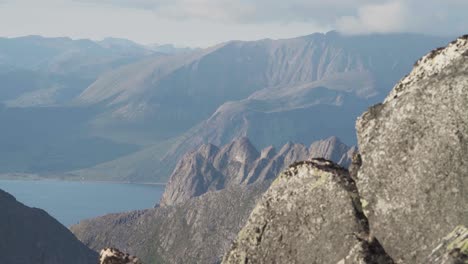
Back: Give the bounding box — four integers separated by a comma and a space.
160, 136, 355, 206
0, 36, 154, 74
74, 32, 450, 183
0, 188, 97, 264
0, 36, 161, 107
0, 32, 452, 181
146, 43, 197, 54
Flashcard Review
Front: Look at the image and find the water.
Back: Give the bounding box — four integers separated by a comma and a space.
0, 180, 165, 227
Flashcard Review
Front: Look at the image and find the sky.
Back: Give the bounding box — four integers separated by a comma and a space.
0, 0, 467, 47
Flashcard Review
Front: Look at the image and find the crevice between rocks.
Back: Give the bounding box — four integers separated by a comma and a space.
340, 153, 395, 264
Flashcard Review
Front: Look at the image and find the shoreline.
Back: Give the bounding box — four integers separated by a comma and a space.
0, 174, 166, 186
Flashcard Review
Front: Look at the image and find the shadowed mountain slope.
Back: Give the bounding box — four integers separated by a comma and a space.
0, 189, 97, 264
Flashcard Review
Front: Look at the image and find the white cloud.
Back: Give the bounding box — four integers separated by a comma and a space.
336, 1, 409, 34
0, 0, 466, 46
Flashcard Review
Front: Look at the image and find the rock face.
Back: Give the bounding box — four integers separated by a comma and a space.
0, 189, 97, 264
356, 35, 468, 262
222, 159, 393, 264
99, 248, 142, 264
72, 182, 270, 264
160, 136, 355, 206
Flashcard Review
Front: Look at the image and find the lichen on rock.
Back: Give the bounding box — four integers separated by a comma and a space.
427, 226, 468, 264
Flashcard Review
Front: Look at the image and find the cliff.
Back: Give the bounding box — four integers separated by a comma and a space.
355, 35, 468, 262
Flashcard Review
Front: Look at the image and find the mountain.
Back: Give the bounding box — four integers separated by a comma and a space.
0, 35, 153, 75
223, 35, 468, 263
0, 36, 158, 107
74, 32, 450, 183
71, 182, 270, 264
146, 43, 196, 54
77, 32, 449, 143
0, 36, 161, 175
160, 136, 355, 206
0, 33, 451, 182
0, 188, 97, 264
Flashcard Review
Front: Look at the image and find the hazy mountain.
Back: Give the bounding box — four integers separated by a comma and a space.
78, 32, 449, 143
146, 43, 197, 54
0, 36, 160, 107
0, 188, 97, 264
0, 32, 452, 181
0, 36, 160, 174
0, 36, 153, 75
74, 32, 450, 183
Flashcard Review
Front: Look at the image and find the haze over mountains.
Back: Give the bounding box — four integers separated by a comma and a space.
0, 32, 451, 182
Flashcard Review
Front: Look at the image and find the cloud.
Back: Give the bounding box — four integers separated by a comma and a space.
336, 1, 408, 34
1, 0, 466, 46
74, 0, 386, 23
72, 0, 468, 36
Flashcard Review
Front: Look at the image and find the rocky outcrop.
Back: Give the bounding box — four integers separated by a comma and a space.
72, 182, 270, 264
99, 248, 142, 264
0, 189, 97, 264
222, 159, 393, 264
160, 136, 355, 206
356, 35, 468, 262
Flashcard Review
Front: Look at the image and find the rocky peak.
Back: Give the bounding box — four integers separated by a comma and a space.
356, 35, 468, 262
222, 159, 393, 264
196, 143, 220, 160
160, 137, 355, 207
386, 35, 468, 103
215, 137, 259, 164
259, 145, 276, 159
309, 136, 354, 166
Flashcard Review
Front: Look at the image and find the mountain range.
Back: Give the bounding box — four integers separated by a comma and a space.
0, 32, 451, 182
160, 136, 355, 206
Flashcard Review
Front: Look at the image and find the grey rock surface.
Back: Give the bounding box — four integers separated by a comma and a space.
0, 189, 97, 264
72, 182, 270, 264
222, 159, 393, 264
356, 35, 468, 262
160, 136, 355, 206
